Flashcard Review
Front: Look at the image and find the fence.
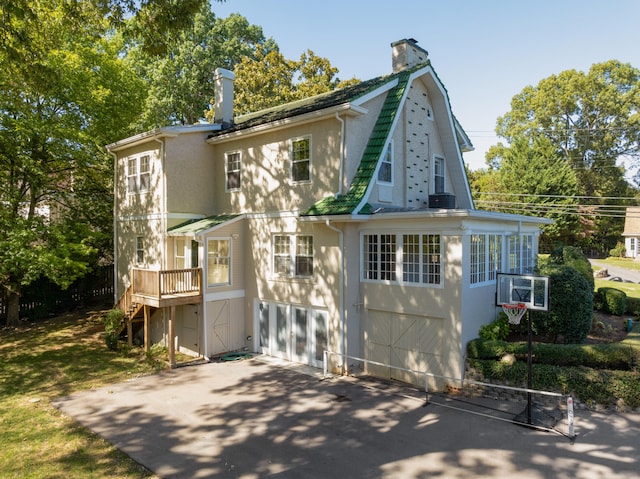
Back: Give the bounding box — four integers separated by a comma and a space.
323, 350, 575, 441
0, 266, 114, 323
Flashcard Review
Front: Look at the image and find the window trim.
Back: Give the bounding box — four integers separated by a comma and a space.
126, 155, 151, 195
225, 151, 242, 192
207, 237, 232, 287
290, 136, 311, 183
272, 234, 314, 279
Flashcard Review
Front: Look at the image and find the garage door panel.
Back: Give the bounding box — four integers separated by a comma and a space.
365, 310, 444, 389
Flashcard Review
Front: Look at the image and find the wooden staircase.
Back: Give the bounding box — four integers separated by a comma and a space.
115, 284, 145, 347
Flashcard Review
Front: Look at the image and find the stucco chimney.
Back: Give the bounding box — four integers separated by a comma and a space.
213, 67, 235, 127
391, 38, 428, 73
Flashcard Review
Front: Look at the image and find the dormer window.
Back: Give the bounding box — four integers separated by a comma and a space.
291, 137, 311, 182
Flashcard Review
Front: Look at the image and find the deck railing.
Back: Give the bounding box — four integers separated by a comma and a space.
132, 268, 202, 299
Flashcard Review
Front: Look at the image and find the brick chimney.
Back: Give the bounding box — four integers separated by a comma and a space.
213, 67, 235, 127
391, 38, 428, 73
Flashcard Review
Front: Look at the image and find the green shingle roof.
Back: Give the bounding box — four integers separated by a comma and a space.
302, 71, 412, 216
167, 214, 241, 235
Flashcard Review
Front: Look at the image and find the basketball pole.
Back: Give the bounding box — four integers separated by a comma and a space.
526, 308, 532, 425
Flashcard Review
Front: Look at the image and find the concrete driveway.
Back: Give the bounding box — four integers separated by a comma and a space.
53, 358, 639, 479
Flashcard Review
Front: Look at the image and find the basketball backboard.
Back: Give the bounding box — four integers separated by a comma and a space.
496, 273, 549, 311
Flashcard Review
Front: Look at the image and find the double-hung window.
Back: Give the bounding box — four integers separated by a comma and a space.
225, 151, 241, 191
273, 234, 314, 278
434, 156, 445, 193
207, 239, 231, 286
377, 142, 393, 184
127, 155, 150, 194
135, 236, 145, 265
291, 137, 311, 182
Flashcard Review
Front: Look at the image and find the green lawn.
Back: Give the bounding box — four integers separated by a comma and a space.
0, 310, 166, 479
595, 257, 640, 272
594, 279, 640, 297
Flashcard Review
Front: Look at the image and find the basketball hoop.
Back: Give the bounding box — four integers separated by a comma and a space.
502, 303, 527, 325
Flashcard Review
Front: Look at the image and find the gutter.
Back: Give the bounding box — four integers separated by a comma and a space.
106, 146, 119, 305
325, 219, 346, 374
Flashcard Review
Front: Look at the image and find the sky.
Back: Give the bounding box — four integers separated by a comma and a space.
211, 0, 640, 171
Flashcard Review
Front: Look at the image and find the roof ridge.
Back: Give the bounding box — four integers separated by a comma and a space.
302, 71, 413, 216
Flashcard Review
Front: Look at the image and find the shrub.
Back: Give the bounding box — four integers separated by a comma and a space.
104, 309, 124, 350
626, 296, 640, 316
597, 287, 627, 316
479, 313, 511, 341
467, 338, 639, 370
536, 264, 593, 343
549, 245, 594, 291
609, 242, 626, 258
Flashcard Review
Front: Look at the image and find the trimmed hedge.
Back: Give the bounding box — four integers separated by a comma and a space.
467, 338, 640, 370
467, 359, 640, 408
596, 287, 627, 315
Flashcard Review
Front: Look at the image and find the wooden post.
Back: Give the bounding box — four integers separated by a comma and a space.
127, 317, 133, 347
144, 305, 151, 353
169, 306, 176, 368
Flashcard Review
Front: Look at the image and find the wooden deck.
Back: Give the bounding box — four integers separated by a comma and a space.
131, 268, 202, 308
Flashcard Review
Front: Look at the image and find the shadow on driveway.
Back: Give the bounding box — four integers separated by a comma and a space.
53, 358, 640, 478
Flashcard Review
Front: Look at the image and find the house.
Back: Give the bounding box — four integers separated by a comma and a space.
107, 39, 549, 388
622, 207, 640, 258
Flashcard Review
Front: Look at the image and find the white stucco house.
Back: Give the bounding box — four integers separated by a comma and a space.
107, 39, 549, 388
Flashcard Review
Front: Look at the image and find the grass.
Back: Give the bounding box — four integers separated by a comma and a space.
594, 278, 640, 297
595, 257, 640, 272
0, 309, 169, 479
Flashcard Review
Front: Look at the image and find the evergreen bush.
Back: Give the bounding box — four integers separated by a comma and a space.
479, 313, 511, 341
536, 264, 593, 343
597, 287, 627, 316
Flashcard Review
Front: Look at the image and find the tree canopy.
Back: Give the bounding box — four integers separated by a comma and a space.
475, 60, 640, 253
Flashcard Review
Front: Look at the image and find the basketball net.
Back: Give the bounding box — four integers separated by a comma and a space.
502, 303, 527, 325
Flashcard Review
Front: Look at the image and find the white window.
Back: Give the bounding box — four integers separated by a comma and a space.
126, 155, 150, 194
471, 233, 533, 285
207, 239, 230, 286
363, 232, 441, 285
291, 137, 311, 182
225, 151, 241, 191
470, 234, 487, 284
273, 234, 313, 278
434, 156, 445, 194
377, 141, 393, 184
135, 236, 144, 265
175, 238, 186, 269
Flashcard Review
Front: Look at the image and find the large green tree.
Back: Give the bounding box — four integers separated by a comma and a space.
474, 137, 581, 250
227, 45, 360, 116
0, 2, 145, 326
131, 8, 275, 127
485, 60, 640, 253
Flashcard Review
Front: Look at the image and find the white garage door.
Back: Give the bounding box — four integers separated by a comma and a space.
365, 310, 444, 388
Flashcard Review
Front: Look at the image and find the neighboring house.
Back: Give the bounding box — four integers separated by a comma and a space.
107, 39, 549, 387
622, 207, 640, 258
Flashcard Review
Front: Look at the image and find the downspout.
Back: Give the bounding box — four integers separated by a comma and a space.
335, 112, 345, 197
325, 219, 346, 374
107, 147, 118, 305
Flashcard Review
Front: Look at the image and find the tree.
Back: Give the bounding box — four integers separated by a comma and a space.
131, 8, 274, 127
0, 3, 145, 325
479, 136, 581, 250
228, 46, 360, 116
486, 61, 640, 253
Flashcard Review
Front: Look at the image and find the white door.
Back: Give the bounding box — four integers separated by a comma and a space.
256, 301, 328, 367
210, 300, 230, 355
